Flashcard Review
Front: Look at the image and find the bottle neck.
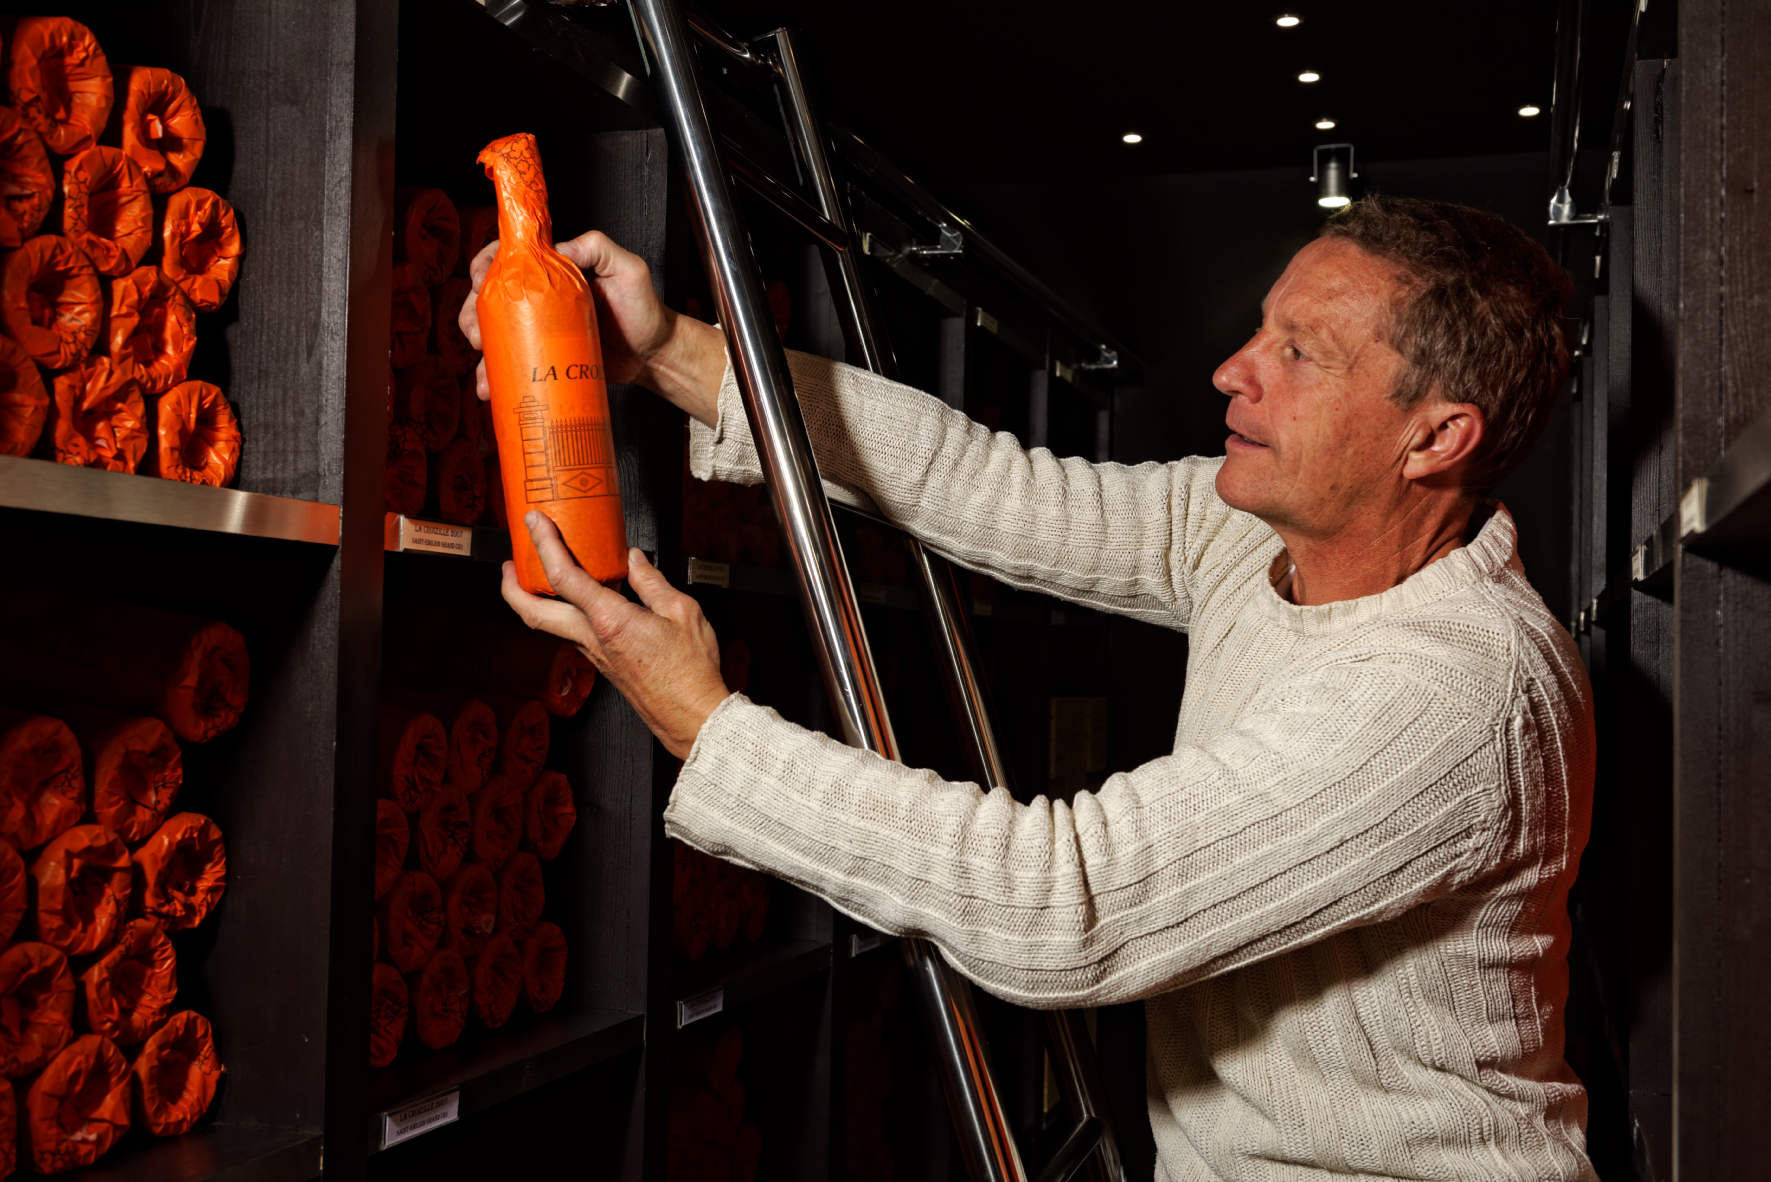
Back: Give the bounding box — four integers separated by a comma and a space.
479, 134, 553, 248
495, 198, 549, 248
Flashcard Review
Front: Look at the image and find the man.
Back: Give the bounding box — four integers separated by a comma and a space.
462, 195, 1595, 1180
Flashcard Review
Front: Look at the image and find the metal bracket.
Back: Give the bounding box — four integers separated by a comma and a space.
1074, 346, 1119, 373
1548, 184, 1609, 226
906, 221, 965, 260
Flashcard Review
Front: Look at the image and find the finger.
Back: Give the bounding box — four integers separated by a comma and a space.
625, 547, 691, 616
458, 288, 481, 350
555, 230, 632, 278
501, 562, 598, 652
468, 240, 499, 286
525, 511, 626, 618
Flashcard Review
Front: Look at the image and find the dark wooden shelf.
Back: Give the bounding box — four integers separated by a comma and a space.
1681, 404, 1771, 567
74, 1124, 321, 1182
672, 939, 833, 1029
1628, 404, 1771, 590
368, 1008, 645, 1152
0, 456, 339, 546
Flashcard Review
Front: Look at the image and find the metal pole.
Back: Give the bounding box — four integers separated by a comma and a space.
761, 27, 1126, 1182
769, 28, 895, 374
627, 3, 1026, 1179
1547, 0, 1586, 224
911, 546, 1011, 790
629, 0, 891, 757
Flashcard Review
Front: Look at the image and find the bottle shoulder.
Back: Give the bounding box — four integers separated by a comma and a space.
479, 244, 592, 307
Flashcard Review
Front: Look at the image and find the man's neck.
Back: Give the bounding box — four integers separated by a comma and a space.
1277, 492, 1479, 607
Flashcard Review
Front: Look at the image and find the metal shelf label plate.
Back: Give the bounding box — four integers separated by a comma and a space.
381, 1090, 460, 1149
676, 987, 725, 1028
387, 515, 474, 557
687, 557, 731, 587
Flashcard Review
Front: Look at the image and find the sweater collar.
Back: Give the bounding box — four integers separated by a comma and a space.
1253, 504, 1517, 634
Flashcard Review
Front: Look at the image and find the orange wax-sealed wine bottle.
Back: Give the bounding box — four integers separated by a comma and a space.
476, 133, 627, 593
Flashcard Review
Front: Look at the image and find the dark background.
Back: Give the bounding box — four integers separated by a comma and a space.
702, 0, 1583, 623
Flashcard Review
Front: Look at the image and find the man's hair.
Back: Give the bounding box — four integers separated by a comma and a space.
1319, 195, 1573, 489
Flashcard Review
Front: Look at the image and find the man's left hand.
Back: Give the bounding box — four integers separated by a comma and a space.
502, 512, 730, 760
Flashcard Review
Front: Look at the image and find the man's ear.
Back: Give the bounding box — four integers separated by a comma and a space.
1402, 401, 1485, 483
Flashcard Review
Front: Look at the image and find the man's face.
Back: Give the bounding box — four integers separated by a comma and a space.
1211, 238, 1419, 537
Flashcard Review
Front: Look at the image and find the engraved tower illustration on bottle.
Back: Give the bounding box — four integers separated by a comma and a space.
516, 393, 617, 502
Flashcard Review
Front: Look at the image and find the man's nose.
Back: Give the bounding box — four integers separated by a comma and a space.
1212, 341, 1259, 401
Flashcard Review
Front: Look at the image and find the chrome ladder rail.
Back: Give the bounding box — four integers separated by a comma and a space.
628, 4, 1124, 1179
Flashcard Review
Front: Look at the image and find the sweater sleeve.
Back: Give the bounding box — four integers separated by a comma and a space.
690, 349, 1241, 630
663, 659, 1510, 1009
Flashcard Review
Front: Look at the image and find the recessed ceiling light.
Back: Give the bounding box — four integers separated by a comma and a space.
1276, 14, 1301, 28
1122, 131, 1144, 145
1298, 70, 1321, 84
1315, 118, 1337, 130
1518, 104, 1542, 117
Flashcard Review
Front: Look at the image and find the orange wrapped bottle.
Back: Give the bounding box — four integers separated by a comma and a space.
475, 133, 627, 594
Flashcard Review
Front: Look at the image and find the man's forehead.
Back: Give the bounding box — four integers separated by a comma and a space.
1263, 241, 1400, 328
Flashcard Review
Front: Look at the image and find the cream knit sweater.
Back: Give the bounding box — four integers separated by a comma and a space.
665, 352, 1597, 1181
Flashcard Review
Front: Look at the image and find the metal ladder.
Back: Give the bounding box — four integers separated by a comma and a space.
626, 4, 1129, 1181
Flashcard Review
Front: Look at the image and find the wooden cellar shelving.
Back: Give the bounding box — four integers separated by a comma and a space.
0, 2, 1146, 1180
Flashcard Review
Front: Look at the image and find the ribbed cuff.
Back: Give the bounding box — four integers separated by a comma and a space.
686, 349, 759, 485
663, 691, 775, 855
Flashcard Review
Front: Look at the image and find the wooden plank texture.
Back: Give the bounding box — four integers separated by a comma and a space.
1672, 4, 1771, 1178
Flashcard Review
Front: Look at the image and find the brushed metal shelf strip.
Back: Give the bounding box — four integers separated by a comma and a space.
0, 456, 340, 545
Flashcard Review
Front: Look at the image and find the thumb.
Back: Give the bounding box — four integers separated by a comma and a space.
556, 230, 627, 278
624, 548, 681, 613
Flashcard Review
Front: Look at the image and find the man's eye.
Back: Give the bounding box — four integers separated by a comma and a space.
1286, 343, 1308, 362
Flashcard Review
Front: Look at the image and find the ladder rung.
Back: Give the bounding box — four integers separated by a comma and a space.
685, 10, 776, 72
1033, 1117, 1104, 1182
721, 141, 854, 251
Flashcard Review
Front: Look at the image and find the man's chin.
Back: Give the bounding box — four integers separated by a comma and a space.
1214, 461, 1259, 514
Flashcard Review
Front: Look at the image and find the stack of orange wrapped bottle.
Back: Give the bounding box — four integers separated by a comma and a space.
0, 604, 243, 1175
0, 16, 246, 488
676, 284, 793, 570
671, 634, 770, 963
670, 845, 772, 964
368, 638, 593, 1068
384, 187, 503, 527
666, 1027, 762, 1182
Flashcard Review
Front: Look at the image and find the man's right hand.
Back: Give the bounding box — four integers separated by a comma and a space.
458, 229, 726, 426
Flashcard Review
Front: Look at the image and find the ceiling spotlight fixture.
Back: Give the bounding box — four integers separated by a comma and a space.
1298, 70, 1321, 83
1276, 13, 1301, 27
1315, 118, 1337, 130
1518, 104, 1542, 117
1122, 131, 1144, 145
1312, 143, 1357, 209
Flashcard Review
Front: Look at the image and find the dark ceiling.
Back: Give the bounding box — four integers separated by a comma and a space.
701, 0, 1565, 185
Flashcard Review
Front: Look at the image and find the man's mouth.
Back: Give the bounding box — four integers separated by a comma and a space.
1226, 427, 1268, 449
